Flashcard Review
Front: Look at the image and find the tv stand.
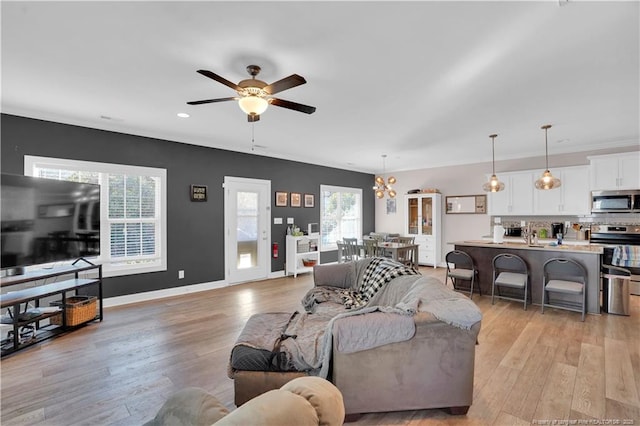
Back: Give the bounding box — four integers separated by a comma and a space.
0, 261, 103, 357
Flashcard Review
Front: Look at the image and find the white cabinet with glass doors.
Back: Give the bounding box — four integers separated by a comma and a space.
404, 193, 442, 267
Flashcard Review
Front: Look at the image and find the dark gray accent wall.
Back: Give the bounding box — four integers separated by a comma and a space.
1, 114, 375, 298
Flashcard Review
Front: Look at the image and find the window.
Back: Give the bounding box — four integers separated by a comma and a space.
24, 156, 167, 277
319, 185, 362, 251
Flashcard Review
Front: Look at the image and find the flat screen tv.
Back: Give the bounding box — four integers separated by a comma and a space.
1, 173, 100, 275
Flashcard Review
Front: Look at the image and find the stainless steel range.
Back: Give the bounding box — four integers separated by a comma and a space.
590, 224, 640, 296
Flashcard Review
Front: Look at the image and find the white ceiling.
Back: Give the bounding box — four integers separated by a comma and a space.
2, 1, 638, 174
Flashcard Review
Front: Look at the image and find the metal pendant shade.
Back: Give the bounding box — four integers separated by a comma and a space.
535, 124, 561, 190
483, 134, 505, 192
373, 155, 396, 198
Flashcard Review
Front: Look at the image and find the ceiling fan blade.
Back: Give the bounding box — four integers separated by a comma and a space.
263, 74, 306, 95
187, 97, 236, 105
196, 70, 241, 91
247, 114, 260, 122
270, 98, 316, 114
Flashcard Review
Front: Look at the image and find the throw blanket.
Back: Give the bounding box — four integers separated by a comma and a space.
302, 257, 418, 311
613, 245, 640, 268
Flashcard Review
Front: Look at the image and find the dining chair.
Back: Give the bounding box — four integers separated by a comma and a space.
342, 238, 360, 261
396, 246, 416, 269
541, 258, 587, 321
491, 253, 530, 310
363, 238, 381, 258
397, 236, 415, 244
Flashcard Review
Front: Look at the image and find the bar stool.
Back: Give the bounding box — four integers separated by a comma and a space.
445, 250, 481, 299
541, 258, 587, 321
491, 253, 530, 310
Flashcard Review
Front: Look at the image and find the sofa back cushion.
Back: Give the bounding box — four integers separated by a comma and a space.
313, 263, 355, 289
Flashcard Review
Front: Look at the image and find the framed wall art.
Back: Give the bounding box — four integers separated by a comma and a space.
190, 184, 208, 202
291, 192, 302, 207
304, 193, 315, 208
275, 191, 288, 207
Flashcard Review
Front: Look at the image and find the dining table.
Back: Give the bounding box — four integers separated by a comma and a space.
337, 240, 419, 266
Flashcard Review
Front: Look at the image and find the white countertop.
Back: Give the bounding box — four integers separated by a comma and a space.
452, 239, 603, 255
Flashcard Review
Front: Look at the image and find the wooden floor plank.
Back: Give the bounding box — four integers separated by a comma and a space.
571, 342, 606, 419
604, 337, 640, 407
1, 266, 638, 426
532, 361, 578, 422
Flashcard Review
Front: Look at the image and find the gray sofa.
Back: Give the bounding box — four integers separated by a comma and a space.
230, 258, 482, 417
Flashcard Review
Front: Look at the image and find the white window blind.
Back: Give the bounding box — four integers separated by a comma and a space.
319, 185, 362, 252
24, 156, 167, 277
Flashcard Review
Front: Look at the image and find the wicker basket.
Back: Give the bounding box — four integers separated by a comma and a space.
50, 296, 97, 326
302, 259, 317, 267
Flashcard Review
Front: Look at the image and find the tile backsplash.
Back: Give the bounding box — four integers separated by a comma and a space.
490, 214, 640, 240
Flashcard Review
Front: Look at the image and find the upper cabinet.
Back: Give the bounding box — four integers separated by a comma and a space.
533, 165, 590, 215
487, 171, 534, 216
589, 152, 640, 190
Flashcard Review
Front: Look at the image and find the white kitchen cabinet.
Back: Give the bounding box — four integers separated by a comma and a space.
404, 193, 441, 267
285, 235, 319, 277
487, 171, 534, 216
589, 152, 640, 190
533, 166, 590, 215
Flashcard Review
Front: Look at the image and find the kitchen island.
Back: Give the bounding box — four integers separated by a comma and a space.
451, 240, 603, 314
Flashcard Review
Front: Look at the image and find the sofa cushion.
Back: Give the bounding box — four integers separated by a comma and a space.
143, 387, 229, 426
313, 262, 355, 289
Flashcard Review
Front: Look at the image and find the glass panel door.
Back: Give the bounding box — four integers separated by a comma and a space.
407, 198, 419, 234
236, 191, 258, 269
224, 177, 270, 284
421, 196, 433, 235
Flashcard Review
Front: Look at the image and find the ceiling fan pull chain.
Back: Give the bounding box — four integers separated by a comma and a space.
251, 122, 255, 151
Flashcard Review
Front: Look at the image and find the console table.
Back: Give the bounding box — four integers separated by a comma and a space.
0, 260, 103, 357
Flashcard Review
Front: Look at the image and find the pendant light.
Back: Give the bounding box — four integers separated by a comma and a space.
535, 124, 561, 190
372, 155, 397, 199
482, 133, 505, 192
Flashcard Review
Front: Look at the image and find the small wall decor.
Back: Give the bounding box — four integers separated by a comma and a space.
275, 191, 288, 207
386, 198, 396, 215
445, 194, 486, 214
291, 192, 302, 207
304, 193, 315, 208
190, 184, 208, 202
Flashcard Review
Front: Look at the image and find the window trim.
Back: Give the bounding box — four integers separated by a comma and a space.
319, 184, 363, 252
24, 155, 167, 277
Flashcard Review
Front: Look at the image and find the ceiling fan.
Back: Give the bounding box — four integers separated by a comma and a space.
187, 65, 316, 122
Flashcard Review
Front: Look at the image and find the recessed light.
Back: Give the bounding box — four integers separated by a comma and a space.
177, 113, 190, 118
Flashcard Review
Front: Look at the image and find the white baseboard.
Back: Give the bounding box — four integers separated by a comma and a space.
103, 269, 289, 308
103, 279, 228, 308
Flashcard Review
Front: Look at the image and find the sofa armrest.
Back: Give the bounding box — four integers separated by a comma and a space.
313, 263, 354, 289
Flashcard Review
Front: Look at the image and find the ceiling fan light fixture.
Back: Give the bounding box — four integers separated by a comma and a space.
483, 134, 505, 193
238, 95, 268, 116
535, 124, 561, 190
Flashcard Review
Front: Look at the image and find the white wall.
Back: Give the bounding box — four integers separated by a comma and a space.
375, 145, 639, 263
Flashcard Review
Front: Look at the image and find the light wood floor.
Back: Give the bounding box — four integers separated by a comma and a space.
1, 267, 639, 425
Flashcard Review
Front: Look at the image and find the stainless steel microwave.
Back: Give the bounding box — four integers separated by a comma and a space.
591, 190, 640, 213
